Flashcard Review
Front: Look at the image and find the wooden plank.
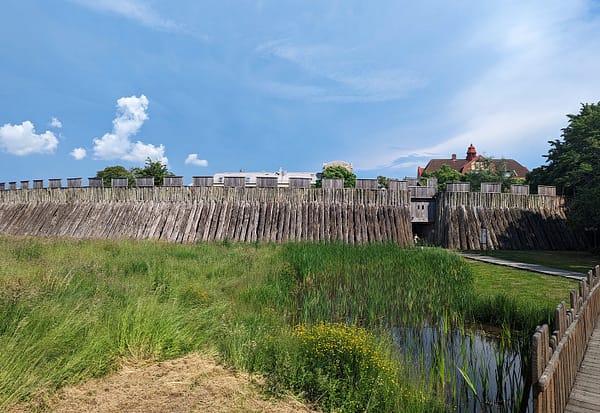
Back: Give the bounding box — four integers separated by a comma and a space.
255, 202, 266, 242
211, 200, 226, 241
182, 202, 200, 243
247, 202, 260, 242
198, 201, 212, 241
565, 313, 600, 413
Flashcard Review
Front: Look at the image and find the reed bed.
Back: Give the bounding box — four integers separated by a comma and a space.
0, 237, 574, 412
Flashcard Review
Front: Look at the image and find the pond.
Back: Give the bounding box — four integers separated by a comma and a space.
394, 325, 533, 412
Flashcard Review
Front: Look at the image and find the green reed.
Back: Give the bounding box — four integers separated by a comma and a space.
0, 237, 575, 412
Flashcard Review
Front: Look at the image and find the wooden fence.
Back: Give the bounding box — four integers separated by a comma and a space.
322, 178, 344, 189
511, 184, 530, 195
0, 187, 412, 245
434, 192, 583, 250
192, 176, 214, 187
288, 177, 311, 188
136, 177, 154, 187
0, 187, 410, 205
532, 265, 600, 412
355, 179, 379, 190
446, 182, 471, 192
481, 182, 501, 193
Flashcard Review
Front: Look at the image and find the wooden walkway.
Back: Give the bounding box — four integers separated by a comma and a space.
460, 253, 586, 280
565, 316, 600, 412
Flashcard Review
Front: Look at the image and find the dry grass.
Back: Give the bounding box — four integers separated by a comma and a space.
11, 353, 318, 413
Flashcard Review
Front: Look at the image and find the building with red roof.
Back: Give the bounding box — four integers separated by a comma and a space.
417, 144, 528, 178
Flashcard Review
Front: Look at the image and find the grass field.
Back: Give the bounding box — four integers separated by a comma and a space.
469, 260, 577, 307
466, 250, 599, 274
0, 237, 581, 412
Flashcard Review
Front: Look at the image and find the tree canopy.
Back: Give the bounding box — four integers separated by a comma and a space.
528, 102, 600, 233
318, 166, 356, 188
131, 158, 174, 186
462, 159, 523, 192
96, 158, 174, 188
421, 164, 461, 191
422, 160, 523, 192
95, 165, 135, 188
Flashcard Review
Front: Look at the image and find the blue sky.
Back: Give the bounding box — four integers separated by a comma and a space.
1, 0, 600, 183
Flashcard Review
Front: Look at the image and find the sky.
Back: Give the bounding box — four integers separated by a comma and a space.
1, 0, 600, 183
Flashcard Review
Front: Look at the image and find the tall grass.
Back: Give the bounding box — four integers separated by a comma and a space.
0, 238, 272, 408
0, 237, 575, 412
275, 243, 473, 327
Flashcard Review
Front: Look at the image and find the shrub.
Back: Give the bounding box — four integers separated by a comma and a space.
257, 322, 444, 412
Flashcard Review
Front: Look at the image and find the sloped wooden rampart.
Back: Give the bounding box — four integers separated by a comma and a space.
0, 187, 413, 245
434, 192, 584, 250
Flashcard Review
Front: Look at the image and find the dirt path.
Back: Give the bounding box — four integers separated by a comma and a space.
12, 354, 317, 413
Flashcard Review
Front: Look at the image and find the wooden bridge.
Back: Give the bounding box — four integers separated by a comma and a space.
533, 265, 600, 412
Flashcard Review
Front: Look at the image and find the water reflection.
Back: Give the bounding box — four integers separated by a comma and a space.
393, 326, 533, 412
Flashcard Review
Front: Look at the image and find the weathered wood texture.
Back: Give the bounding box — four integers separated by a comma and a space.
288, 177, 311, 188
224, 177, 245, 188
0, 187, 412, 245
511, 184, 530, 195
67, 178, 83, 188
135, 177, 154, 187
164, 176, 184, 187
88, 178, 103, 188
539, 186, 557, 196
533, 265, 600, 413
409, 186, 436, 198
425, 178, 438, 189
388, 180, 408, 191
355, 179, 378, 190
447, 182, 470, 192
434, 192, 584, 250
322, 178, 344, 189
192, 176, 214, 187
481, 182, 501, 193
256, 177, 278, 188
20, 181, 29, 190
111, 178, 128, 188
565, 318, 600, 413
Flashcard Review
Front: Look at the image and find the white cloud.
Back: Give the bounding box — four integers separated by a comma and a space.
0, 121, 58, 156
69, 0, 179, 32
256, 40, 425, 103
355, 0, 600, 174
93, 94, 168, 164
50, 117, 63, 128
438, 1, 600, 165
70, 147, 87, 160
112, 95, 149, 137
184, 153, 208, 167
124, 141, 166, 163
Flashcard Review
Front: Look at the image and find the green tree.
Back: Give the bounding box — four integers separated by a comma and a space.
95, 165, 135, 188
422, 164, 462, 191
528, 102, 600, 235
377, 175, 390, 189
318, 166, 356, 188
462, 158, 523, 192
132, 158, 174, 186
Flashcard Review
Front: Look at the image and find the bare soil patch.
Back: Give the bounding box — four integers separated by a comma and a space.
11, 353, 317, 413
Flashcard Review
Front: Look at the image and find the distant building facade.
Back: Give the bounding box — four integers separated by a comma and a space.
417, 144, 528, 178
213, 168, 317, 187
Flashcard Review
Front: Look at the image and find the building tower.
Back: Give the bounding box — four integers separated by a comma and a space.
466, 144, 477, 162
